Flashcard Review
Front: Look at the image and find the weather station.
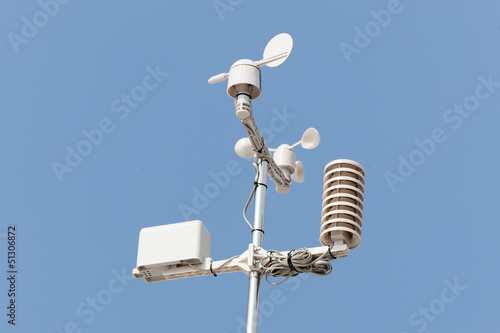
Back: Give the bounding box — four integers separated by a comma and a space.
132, 33, 366, 333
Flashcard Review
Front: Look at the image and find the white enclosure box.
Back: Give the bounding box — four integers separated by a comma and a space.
133, 220, 211, 283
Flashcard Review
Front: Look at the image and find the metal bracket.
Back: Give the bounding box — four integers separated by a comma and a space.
134, 243, 350, 282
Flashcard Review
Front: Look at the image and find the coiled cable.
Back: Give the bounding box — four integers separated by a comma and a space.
260, 247, 334, 285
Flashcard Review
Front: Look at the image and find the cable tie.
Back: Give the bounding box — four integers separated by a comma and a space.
210, 261, 217, 277
254, 181, 267, 188
327, 246, 337, 260
238, 93, 252, 99
251, 228, 264, 234
287, 250, 299, 273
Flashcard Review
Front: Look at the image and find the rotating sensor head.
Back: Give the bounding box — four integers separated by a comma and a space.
208, 33, 293, 101
234, 128, 320, 193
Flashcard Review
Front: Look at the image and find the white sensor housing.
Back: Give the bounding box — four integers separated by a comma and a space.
273, 144, 296, 179
227, 59, 261, 99
320, 160, 365, 249
133, 220, 211, 283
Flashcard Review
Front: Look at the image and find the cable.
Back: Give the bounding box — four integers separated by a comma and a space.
239, 116, 290, 188
214, 255, 240, 271
182, 255, 240, 276
181, 247, 334, 283
243, 183, 257, 229
242, 162, 262, 229
260, 247, 333, 285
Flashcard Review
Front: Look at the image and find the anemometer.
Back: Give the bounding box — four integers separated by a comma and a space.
132, 33, 366, 333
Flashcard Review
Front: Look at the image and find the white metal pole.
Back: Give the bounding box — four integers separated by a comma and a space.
246, 158, 268, 333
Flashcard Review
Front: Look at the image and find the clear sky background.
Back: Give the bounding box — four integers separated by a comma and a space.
1, 1, 499, 332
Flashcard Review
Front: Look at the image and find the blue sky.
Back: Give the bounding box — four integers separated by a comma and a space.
1, 1, 499, 332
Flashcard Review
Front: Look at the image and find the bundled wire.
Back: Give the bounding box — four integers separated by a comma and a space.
260, 247, 334, 285
182, 255, 240, 277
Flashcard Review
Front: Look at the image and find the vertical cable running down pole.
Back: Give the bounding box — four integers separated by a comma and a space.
246, 159, 268, 333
